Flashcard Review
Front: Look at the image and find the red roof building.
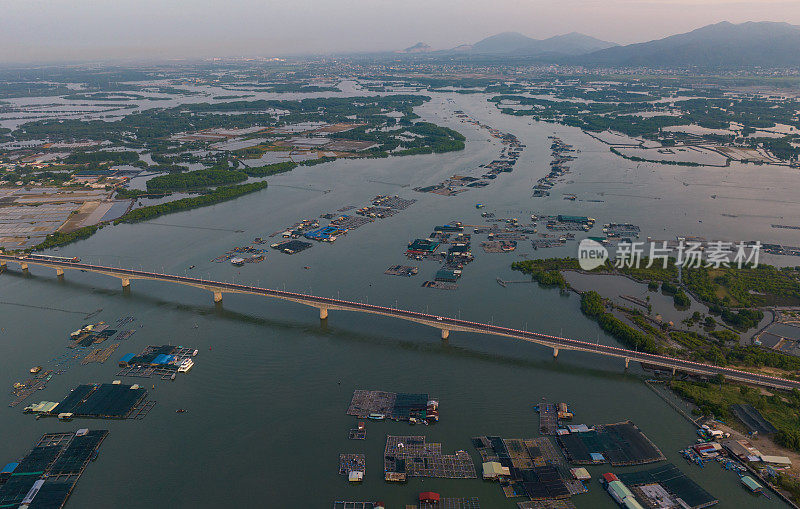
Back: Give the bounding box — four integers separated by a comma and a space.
419, 492, 441, 502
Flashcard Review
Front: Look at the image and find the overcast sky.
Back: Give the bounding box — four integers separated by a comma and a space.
2, 0, 800, 62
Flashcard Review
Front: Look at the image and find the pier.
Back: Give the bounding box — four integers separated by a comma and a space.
3, 253, 800, 391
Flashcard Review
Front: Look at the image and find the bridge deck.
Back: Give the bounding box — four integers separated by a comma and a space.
3, 254, 798, 391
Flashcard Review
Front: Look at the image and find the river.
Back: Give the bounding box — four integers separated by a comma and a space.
0, 89, 793, 507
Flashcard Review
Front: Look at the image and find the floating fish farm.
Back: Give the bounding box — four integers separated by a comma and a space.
31, 383, 152, 420
0, 429, 108, 509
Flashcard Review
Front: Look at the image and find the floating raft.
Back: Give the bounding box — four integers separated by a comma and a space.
0, 430, 108, 509
384, 435, 476, 480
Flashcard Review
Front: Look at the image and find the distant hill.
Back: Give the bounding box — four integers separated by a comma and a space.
467, 31, 616, 56
578, 21, 800, 67
399, 42, 432, 54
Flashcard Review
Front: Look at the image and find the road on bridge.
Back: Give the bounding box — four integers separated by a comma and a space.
3, 254, 799, 391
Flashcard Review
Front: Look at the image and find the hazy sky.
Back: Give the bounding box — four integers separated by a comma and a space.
2, 0, 800, 62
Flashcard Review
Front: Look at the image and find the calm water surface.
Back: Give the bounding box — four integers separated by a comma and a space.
0, 91, 793, 508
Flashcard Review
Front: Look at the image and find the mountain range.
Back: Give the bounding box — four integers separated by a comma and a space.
462, 31, 616, 56
575, 21, 800, 67
401, 21, 800, 67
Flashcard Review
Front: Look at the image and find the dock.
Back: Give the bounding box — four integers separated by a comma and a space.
496, 277, 533, 287
644, 380, 702, 426
538, 399, 558, 435
81, 343, 120, 365
620, 295, 649, 309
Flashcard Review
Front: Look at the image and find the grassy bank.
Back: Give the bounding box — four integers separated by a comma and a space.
670, 379, 800, 453
116, 180, 269, 224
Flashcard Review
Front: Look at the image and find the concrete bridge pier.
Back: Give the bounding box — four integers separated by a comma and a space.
625, 357, 630, 369
121, 278, 130, 288
672, 366, 676, 376
56, 268, 64, 277
0, 260, 6, 269
441, 329, 449, 340
213, 291, 223, 303
20, 262, 28, 271
553, 347, 559, 359
319, 307, 328, 320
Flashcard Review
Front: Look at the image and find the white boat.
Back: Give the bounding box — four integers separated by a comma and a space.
178, 359, 194, 373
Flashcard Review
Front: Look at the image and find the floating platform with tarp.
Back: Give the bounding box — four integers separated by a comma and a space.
356, 206, 398, 219
384, 436, 476, 480
556, 421, 665, 466
517, 500, 576, 509
617, 463, 718, 509
346, 390, 433, 422
371, 195, 416, 210
45, 383, 149, 420
68, 329, 117, 348
332, 503, 380, 509
384, 265, 419, 277
422, 281, 458, 290
339, 454, 365, 477
330, 215, 373, 230
116, 345, 196, 379
482, 240, 517, 253
270, 239, 313, 254
0, 430, 107, 509
419, 498, 481, 509
472, 435, 585, 503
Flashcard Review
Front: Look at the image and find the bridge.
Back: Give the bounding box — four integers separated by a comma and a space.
3, 253, 799, 391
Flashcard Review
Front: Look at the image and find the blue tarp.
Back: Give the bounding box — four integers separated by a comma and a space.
118, 353, 135, 364
1, 462, 18, 474
152, 354, 169, 364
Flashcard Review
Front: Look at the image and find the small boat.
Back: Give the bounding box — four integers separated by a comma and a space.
176, 409, 187, 413
188, 265, 195, 269
30, 366, 42, 374
170, 373, 176, 381
304, 266, 311, 270
368, 413, 386, 420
